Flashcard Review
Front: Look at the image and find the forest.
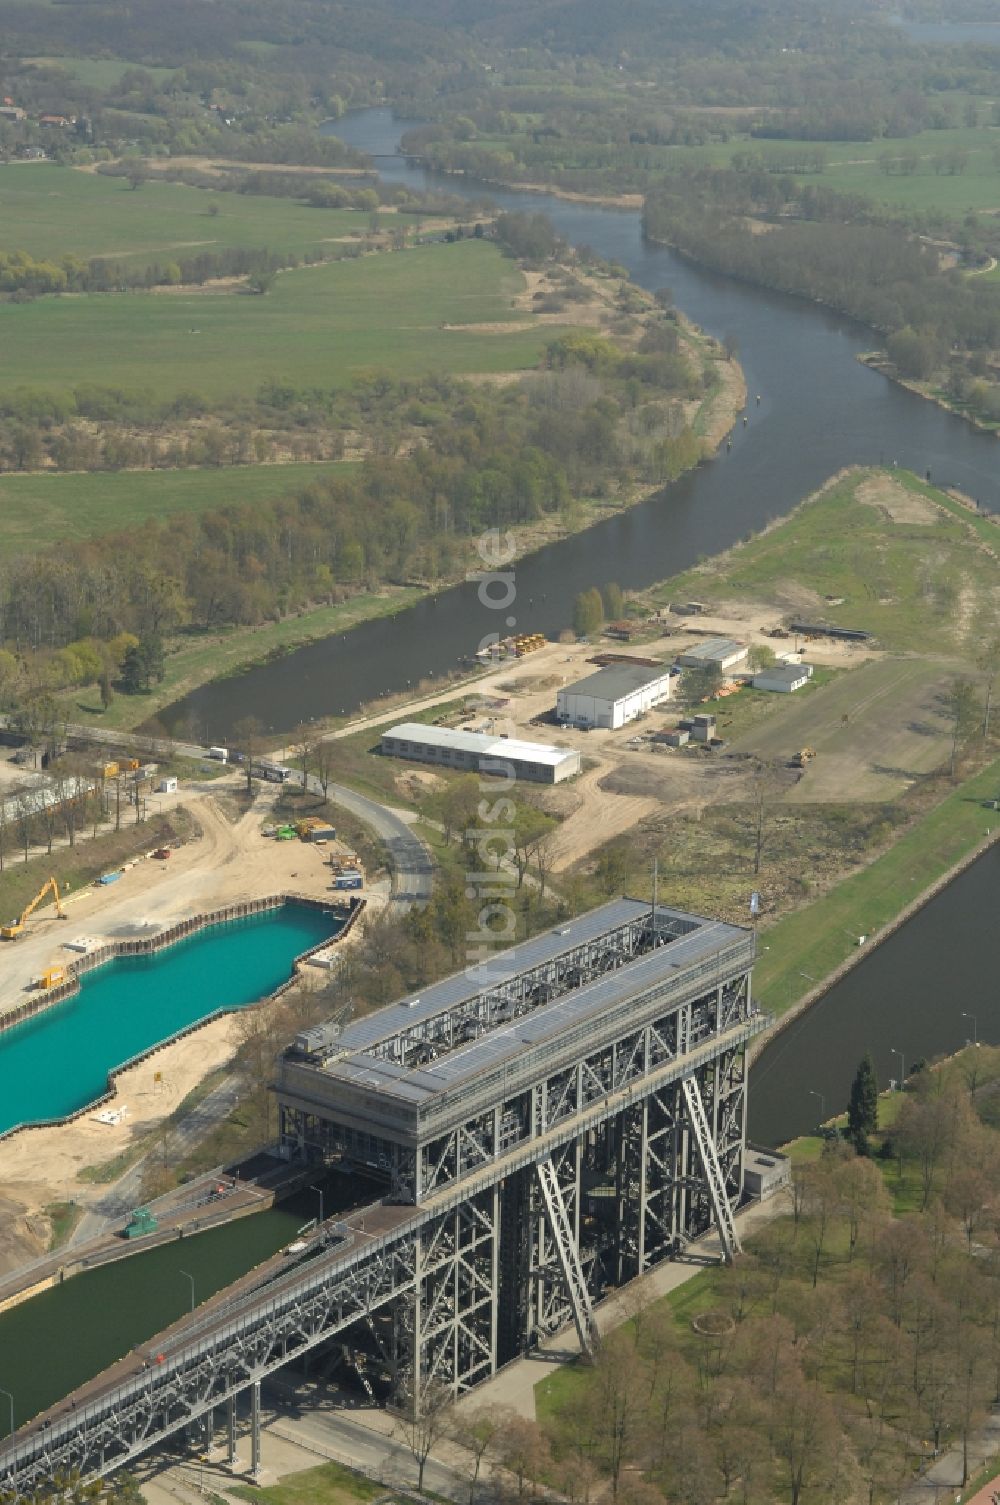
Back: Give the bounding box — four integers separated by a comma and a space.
0, 301, 708, 706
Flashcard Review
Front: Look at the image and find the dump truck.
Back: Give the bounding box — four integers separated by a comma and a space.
2, 876, 67, 941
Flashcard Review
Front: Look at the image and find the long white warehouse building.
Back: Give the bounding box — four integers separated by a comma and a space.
556, 662, 673, 730
381, 723, 581, 784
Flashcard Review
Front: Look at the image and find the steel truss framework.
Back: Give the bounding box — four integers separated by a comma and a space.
0, 913, 766, 1498
370, 909, 692, 1070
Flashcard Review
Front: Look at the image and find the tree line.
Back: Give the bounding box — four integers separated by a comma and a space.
494, 1047, 1000, 1505
643, 167, 1000, 378
0, 318, 709, 699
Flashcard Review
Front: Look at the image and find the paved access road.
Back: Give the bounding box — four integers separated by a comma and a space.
324, 780, 433, 910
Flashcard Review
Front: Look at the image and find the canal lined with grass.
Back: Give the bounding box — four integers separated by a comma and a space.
0, 904, 338, 1137
749, 844, 1000, 1146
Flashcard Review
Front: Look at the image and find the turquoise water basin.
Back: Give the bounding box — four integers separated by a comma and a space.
0, 904, 338, 1136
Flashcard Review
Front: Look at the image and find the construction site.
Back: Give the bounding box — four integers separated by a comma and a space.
0, 758, 373, 1276
0, 894, 768, 1497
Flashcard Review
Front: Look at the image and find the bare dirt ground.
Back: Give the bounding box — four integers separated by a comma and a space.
855, 473, 939, 525
0, 781, 359, 1262
0, 1013, 243, 1273
542, 755, 754, 870
0, 783, 338, 1010
726, 655, 956, 802
77, 156, 370, 180
543, 762, 661, 870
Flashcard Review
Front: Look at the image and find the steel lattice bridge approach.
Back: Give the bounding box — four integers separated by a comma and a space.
0, 897, 769, 1497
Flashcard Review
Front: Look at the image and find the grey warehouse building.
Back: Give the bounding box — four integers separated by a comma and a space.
556, 662, 673, 730
381, 722, 581, 784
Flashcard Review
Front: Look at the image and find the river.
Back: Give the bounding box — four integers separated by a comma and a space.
159, 105, 1000, 743
161, 109, 999, 1147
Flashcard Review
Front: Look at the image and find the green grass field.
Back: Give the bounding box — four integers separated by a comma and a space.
691, 123, 1000, 217
231, 1461, 380, 1505
0, 240, 562, 401
647, 468, 997, 659
23, 55, 179, 87
0, 461, 354, 550
754, 755, 1000, 1016
0, 163, 370, 266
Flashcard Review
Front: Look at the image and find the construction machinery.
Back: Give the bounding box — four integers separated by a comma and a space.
790, 747, 816, 768
36, 965, 67, 990
1, 876, 67, 941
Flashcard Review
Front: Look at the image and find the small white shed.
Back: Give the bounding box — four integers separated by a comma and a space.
157, 776, 178, 794
752, 663, 814, 694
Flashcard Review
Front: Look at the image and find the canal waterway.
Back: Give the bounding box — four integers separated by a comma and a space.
749, 843, 1000, 1147
159, 106, 1000, 743
0, 904, 338, 1137
0, 1168, 374, 1437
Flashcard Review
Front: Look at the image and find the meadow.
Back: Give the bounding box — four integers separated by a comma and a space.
645, 467, 999, 659
0, 461, 354, 551
0, 239, 564, 401
22, 55, 178, 87
0, 163, 370, 266
690, 123, 1000, 218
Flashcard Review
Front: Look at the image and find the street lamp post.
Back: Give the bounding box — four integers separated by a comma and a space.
180, 1269, 195, 1313
0, 1388, 13, 1440
312, 1185, 324, 1229
809, 1089, 826, 1127
962, 1012, 978, 1046
891, 1048, 905, 1091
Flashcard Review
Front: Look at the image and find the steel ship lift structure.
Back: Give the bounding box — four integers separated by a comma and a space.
0, 898, 768, 1498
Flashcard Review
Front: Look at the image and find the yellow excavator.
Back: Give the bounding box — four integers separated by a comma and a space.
1, 876, 68, 941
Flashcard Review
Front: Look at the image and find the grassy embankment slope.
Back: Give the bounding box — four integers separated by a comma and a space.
58, 585, 428, 734
569, 469, 999, 1009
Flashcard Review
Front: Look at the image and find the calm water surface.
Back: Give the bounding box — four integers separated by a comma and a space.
749, 845, 1000, 1146
160, 107, 1000, 742
0, 905, 337, 1135
0, 1168, 374, 1434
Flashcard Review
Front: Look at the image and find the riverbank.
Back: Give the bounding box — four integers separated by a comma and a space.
59, 359, 743, 737
56, 585, 427, 735
750, 754, 1000, 1045
406, 157, 643, 210
859, 349, 1000, 442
